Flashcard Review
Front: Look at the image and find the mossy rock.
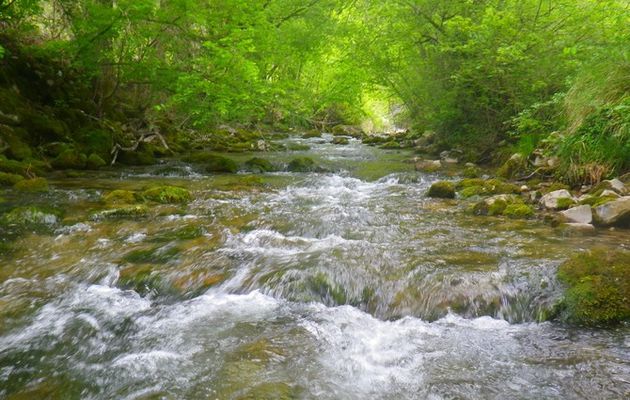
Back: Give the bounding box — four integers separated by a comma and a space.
427, 181, 455, 199
245, 157, 275, 173
196, 154, 239, 173
332, 137, 349, 145
497, 153, 526, 179
557, 248, 630, 326
142, 186, 192, 204
1, 206, 61, 232
462, 165, 481, 178
307, 273, 347, 305
13, 177, 49, 192
472, 195, 524, 217
78, 128, 113, 159
102, 190, 140, 205
302, 130, 322, 139
503, 203, 535, 219
86, 153, 106, 169
51, 149, 87, 169
287, 157, 317, 172
117, 146, 156, 166
457, 178, 520, 197
0, 172, 24, 186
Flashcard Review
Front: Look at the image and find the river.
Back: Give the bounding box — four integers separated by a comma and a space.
0, 134, 628, 399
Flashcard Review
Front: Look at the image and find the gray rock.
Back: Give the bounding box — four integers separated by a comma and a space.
605, 178, 626, 195
539, 189, 574, 210
560, 205, 593, 224
593, 196, 630, 227
600, 189, 621, 198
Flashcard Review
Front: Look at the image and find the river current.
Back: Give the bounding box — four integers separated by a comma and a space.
0, 135, 628, 399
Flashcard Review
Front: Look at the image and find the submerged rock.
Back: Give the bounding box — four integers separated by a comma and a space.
1, 206, 61, 232
302, 130, 322, 139
427, 181, 455, 199
92, 205, 149, 220
557, 248, 630, 326
592, 196, 630, 228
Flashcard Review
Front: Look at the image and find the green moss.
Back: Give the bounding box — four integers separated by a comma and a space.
13, 177, 49, 192
0, 156, 28, 175
51, 149, 87, 169
557, 249, 630, 326
2, 129, 32, 160
142, 186, 192, 204
86, 153, 106, 169
503, 203, 535, 219
488, 199, 508, 216
459, 185, 485, 198
496, 154, 526, 179
245, 157, 274, 173
0, 172, 24, 186
556, 197, 576, 210
102, 190, 140, 205
287, 157, 317, 172
427, 181, 455, 199
462, 165, 481, 178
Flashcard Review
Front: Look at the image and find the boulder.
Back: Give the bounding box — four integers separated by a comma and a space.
539, 189, 574, 210
561, 223, 596, 232
142, 186, 192, 204
245, 157, 274, 173
593, 196, 630, 228
427, 181, 455, 199
560, 205, 592, 224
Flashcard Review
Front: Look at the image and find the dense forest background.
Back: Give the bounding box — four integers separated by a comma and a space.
0, 0, 628, 184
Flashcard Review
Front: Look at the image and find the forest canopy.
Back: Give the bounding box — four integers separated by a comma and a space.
0, 0, 628, 181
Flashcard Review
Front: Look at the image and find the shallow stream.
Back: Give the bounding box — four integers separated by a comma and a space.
0, 135, 628, 399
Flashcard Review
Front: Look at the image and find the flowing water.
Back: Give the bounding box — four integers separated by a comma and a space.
0, 135, 629, 399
